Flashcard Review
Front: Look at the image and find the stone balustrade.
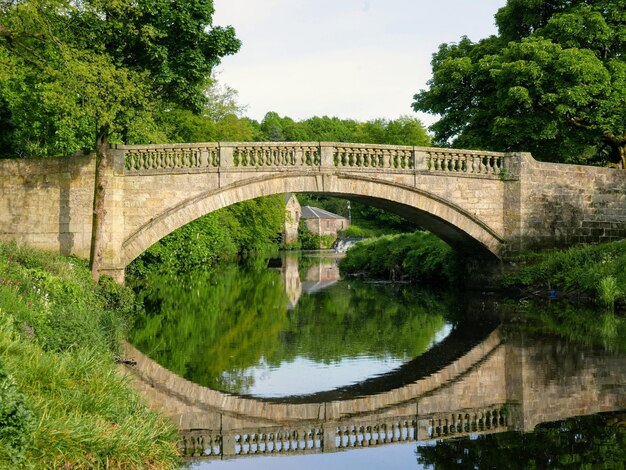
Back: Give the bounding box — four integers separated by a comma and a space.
117, 142, 512, 179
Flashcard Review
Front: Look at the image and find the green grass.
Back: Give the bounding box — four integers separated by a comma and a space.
503, 239, 626, 306
0, 241, 180, 469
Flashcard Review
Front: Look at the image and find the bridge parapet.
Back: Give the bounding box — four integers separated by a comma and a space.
117, 142, 515, 180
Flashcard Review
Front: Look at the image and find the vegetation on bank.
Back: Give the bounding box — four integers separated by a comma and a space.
128, 194, 286, 277
0, 241, 179, 469
339, 231, 461, 284
503, 239, 626, 310
414, 0, 626, 168
340, 232, 626, 312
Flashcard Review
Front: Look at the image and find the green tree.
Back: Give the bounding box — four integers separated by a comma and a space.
0, 0, 240, 277
413, 0, 626, 167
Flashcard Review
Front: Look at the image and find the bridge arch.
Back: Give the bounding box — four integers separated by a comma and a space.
121, 172, 503, 267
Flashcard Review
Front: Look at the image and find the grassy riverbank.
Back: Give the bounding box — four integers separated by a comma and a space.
0, 242, 179, 469
340, 233, 626, 309
503, 239, 626, 310
339, 231, 461, 284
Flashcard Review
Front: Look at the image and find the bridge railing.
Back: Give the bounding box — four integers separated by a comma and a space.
116, 142, 514, 179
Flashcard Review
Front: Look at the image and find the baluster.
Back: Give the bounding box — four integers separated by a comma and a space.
494, 156, 501, 175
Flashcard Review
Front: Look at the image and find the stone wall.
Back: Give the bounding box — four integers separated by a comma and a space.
504, 153, 626, 254
0, 155, 95, 258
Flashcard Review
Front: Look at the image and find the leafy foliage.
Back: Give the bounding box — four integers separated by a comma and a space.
0, 0, 240, 157
256, 112, 431, 145
0, 360, 35, 466
502, 239, 626, 306
128, 194, 286, 276
340, 232, 462, 284
414, 0, 626, 166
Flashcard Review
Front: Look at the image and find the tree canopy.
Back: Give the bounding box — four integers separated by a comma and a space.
413, 0, 626, 167
0, 0, 241, 157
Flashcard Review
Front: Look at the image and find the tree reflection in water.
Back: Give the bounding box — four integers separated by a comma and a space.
130, 257, 458, 395
416, 412, 626, 468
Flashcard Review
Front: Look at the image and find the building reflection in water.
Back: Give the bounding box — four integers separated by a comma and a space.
280, 254, 340, 309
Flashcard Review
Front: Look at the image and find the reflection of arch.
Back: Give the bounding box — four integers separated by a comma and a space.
125, 322, 626, 459
121, 173, 503, 267
124, 321, 503, 420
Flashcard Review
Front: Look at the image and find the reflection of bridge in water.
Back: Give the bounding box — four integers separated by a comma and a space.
124, 324, 626, 460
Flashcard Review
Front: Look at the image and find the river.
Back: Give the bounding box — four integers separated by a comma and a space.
128, 253, 626, 468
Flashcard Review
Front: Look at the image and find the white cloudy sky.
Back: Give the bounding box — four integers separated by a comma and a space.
212, 0, 507, 126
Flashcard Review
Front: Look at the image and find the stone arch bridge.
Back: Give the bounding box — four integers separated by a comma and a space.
1, 142, 625, 281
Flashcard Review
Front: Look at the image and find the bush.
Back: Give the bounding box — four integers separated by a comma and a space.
339, 231, 461, 284
0, 360, 35, 466
502, 239, 626, 305
298, 221, 336, 249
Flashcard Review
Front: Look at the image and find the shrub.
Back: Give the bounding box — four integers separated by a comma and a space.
0, 362, 35, 466
340, 231, 461, 284
502, 239, 626, 305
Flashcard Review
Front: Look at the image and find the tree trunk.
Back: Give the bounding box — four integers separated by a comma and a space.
89, 125, 110, 280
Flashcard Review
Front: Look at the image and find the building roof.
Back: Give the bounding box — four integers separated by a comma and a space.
301, 206, 346, 220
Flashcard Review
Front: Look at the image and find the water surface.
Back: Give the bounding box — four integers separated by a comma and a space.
128, 254, 626, 468
131, 254, 461, 398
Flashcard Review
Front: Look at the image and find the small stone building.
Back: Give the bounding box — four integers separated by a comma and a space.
283, 193, 301, 244
300, 206, 350, 237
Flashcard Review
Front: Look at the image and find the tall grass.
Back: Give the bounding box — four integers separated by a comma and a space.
0, 241, 180, 469
503, 239, 626, 306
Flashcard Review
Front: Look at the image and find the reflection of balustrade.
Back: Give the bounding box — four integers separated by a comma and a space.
234, 427, 323, 457
427, 406, 508, 439
179, 431, 221, 458
119, 142, 514, 179
335, 418, 416, 449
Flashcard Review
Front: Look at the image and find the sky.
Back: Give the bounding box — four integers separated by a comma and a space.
212, 0, 507, 127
